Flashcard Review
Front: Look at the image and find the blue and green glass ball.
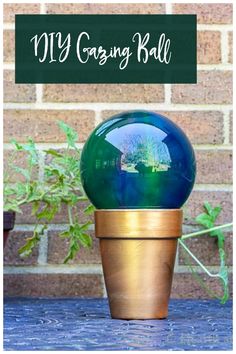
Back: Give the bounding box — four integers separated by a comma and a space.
80, 111, 196, 209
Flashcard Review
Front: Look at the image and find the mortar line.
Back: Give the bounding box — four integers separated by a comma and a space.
4, 143, 85, 150
27, 2, 44, 105
36, 149, 48, 265
13, 224, 95, 232
193, 184, 232, 192
3, 103, 233, 111
193, 145, 232, 150
3, 264, 232, 275
164, 84, 171, 104
174, 243, 179, 272
3, 23, 15, 30
176, 265, 232, 274
36, 84, 43, 104
197, 64, 232, 70
3, 23, 234, 31
40, 2, 46, 14
221, 29, 229, 64
12, 220, 232, 233
165, 2, 172, 14
3, 142, 233, 151
101, 276, 107, 298
3, 63, 14, 70
4, 265, 103, 274
94, 110, 102, 126
37, 230, 48, 265
38, 150, 45, 182
197, 24, 233, 31
223, 110, 231, 145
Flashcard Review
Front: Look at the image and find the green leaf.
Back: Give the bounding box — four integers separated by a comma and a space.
203, 201, 213, 215
11, 139, 23, 150
31, 201, 40, 215
4, 186, 17, 196
25, 138, 38, 166
79, 221, 92, 231
195, 213, 213, 229
79, 233, 92, 248
63, 240, 80, 263
15, 182, 27, 197
4, 203, 22, 213
36, 202, 59, 221
84, 204, 96, 215
57, 121, 78, 148
18, 225, 46, 257
211, 206, 222, 221
59, 230, 70, 238
44, 149, 63, 157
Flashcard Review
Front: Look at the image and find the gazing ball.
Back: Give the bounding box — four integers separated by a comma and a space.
80, 110, 196, 209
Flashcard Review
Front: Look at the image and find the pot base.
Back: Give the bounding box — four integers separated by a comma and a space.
100, 238, 177, 320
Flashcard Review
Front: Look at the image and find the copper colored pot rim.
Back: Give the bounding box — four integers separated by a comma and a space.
95, 209, 183, 239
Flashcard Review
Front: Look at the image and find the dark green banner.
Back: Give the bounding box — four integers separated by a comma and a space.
15, 15, 196, 83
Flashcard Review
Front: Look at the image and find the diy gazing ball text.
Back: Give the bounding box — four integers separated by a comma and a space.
15, 14, 196, 83
30, 31, 172, 70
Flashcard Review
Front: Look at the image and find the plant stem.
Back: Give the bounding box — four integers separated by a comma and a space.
178, 239, 219, 277
68, 205, 73, 225
181, 223, 233, 240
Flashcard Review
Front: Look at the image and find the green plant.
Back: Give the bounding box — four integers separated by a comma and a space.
4, 121, 95, 263
4, 124, 232, 301
179, 201, 232, 304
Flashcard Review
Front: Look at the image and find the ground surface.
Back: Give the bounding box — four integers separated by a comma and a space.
4, 298, 232, 351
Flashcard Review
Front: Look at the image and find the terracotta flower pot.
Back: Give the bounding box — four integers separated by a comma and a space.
95, 209, 182, 320
3, 211, 15, 247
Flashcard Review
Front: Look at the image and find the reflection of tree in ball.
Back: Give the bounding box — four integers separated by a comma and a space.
121, 134, 171, 173
80, 110, 196, 209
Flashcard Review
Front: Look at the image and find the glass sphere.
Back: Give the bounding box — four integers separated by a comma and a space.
80, 110, 196, 209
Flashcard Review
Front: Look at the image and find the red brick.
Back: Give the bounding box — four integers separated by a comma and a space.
4, 3, 40, 22
101, 110, 224, 144
197, 31, 221, 64
3, 30, 14, 62
43, 84, 164, 103
179, 231, 232, 266
46, 3, 164, 14
172, 71, 232, 105
4, 230, 39, 266
195, 150, 232, 184
3, 110, 95, 143
4, 71, 36, 103
4, 274, 103, 297
173, 4, 232, 24
184, 191, 232, 225
171, 273, 232, 299
47, 230, 100, 264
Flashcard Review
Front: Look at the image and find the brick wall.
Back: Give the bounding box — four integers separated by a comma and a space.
4, 3, 233, 298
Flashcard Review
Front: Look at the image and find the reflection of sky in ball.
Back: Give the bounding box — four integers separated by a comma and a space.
80, 110, 196, 209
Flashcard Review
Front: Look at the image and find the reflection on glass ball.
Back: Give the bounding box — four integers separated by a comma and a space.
80, 110, 196, 209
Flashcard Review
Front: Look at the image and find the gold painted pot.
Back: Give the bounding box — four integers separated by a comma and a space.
95, 209, 182, 320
